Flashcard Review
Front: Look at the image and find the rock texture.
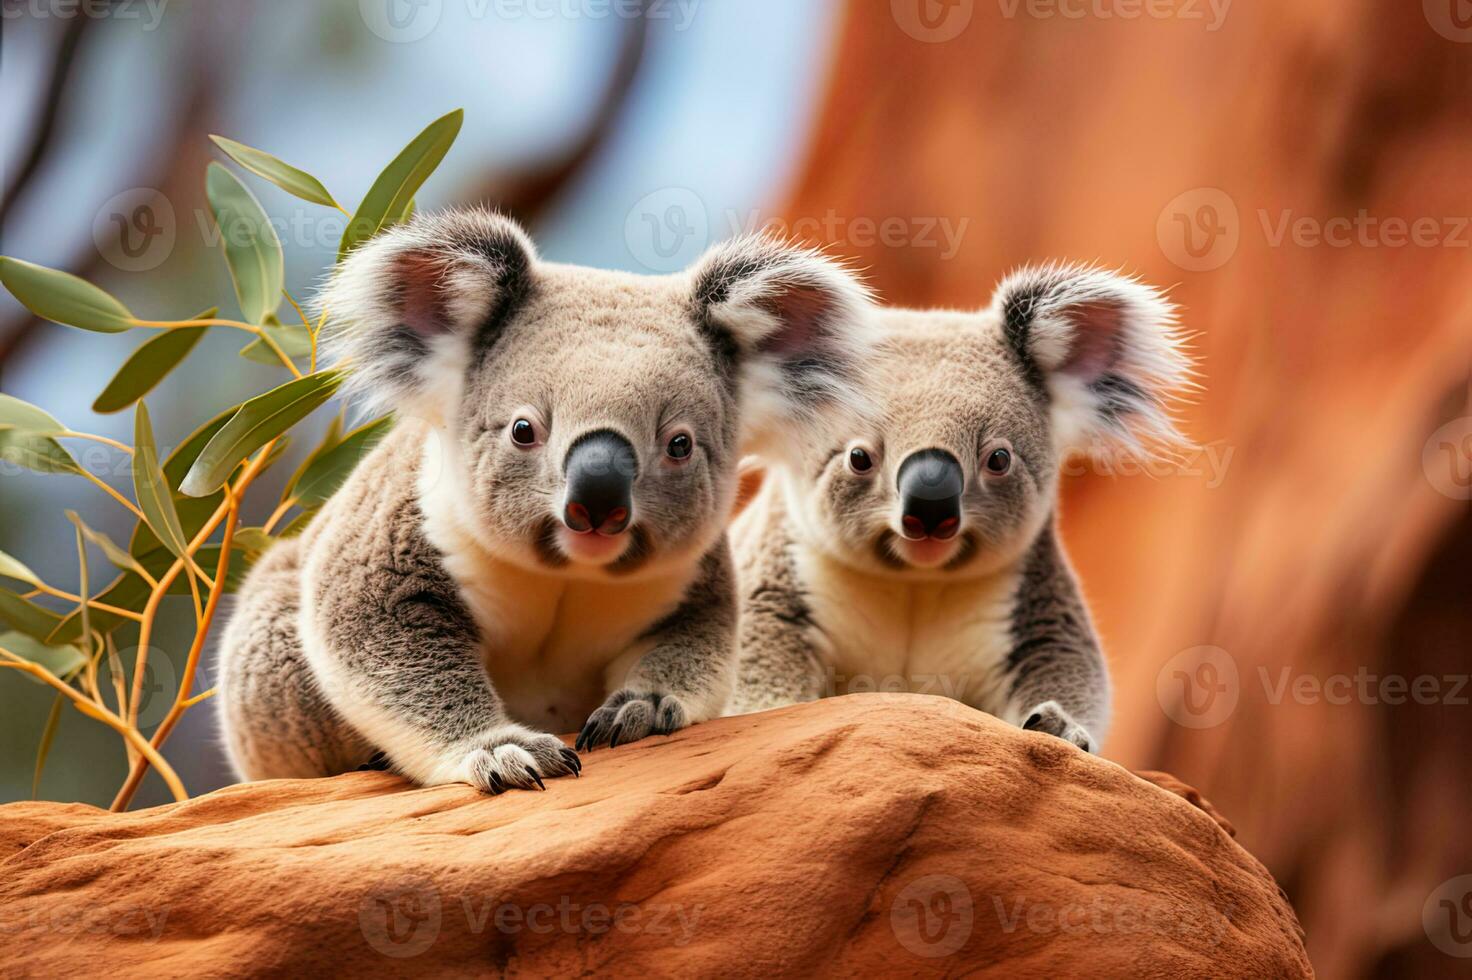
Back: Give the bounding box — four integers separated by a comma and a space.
0, 695, 1310, 977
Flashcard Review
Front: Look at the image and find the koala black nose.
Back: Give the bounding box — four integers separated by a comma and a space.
897, 449, 963, 540
563, 429, 636, 535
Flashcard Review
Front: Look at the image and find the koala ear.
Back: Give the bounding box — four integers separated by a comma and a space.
990, 263, 1194, 456
690, 236, 876, 457
318, 208, 535, 417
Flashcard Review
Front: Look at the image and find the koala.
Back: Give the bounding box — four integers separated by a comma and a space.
727, 264, 1193, 753
218, 208, 873, 792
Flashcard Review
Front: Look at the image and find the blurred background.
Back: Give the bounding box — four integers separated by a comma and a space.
2, 1, 1469, 975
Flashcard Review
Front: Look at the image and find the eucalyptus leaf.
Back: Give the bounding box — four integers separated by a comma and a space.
206, 162, 283, 324
66, 511, 151, 581
293, 414, 393, 507
0, 549, 43, 589
0, 590, 63, 642
338, 109, 462, 260
93, 307, 215, 413
180, 371, 342, 496
0, 631, 87, 682
133, 402, 192, 560
209, 135, 341, 210
33, 693, 64, 799
0, 393, 81, 475
281, 414, 344, 504
0, 257, 134, 332
230, 527, 274, 557
238, 316, 312, 366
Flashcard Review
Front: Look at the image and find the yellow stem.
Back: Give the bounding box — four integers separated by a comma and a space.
111, 484, 245, 811
58, 431, 133, 455
80, 471, 146, 522
29, 582, 146, 621
263, 497, 296, 533
125, 439, 276, 733
182, 687, 217, 708
0, 649, 186, 803
128, 317, 301, 377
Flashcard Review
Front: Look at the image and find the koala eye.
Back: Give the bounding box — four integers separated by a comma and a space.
510, 418, 539, 447
848, 446, 875, 474
665, 432, 694, 461
984, 446, 1012, 476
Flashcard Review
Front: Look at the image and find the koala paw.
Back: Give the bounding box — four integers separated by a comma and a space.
576, 689, 690, 751
1021, 701, 1096, 753
464, 729, 581, 794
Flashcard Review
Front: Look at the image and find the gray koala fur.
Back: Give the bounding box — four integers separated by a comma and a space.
218, 208, 875, 792
726, 264, 1194, 753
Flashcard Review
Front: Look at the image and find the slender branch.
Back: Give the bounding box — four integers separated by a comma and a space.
263, 497, 295, 533
28, 582, 147, 622
111, 481, 245, 810
80, 471, 146, 522
0, 649, 186, 802
58, 431, 133, 455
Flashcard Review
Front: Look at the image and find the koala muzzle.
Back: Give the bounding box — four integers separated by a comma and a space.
897, 449, 963, 540
563, 429, 636, 535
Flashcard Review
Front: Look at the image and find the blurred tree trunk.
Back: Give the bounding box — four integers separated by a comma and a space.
781, 3, 1472, 975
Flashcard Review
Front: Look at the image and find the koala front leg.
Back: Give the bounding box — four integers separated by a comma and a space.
307, 517, 579, 793
578, 547, 737, 750
994, 529, 1110, 753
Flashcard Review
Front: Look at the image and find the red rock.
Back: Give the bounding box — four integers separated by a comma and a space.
0, 695, 1310, 977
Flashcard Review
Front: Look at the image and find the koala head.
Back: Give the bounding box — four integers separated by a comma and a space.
781, 264, 1192, 579
320, 208, 872, 579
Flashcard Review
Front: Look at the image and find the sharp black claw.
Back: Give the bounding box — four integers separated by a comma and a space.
608, 724, 623, 749
560, 747, 581, 774
529, 769, 546, 791
489, 772, 505, 795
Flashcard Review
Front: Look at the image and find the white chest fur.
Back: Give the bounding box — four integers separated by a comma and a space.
795, 549, 1020, 712
418, 441, 693, 731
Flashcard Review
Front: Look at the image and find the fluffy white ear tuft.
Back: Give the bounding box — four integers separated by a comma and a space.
690, 235, 877, 460
990, 263, 1195, 457
317, 208, 536, 419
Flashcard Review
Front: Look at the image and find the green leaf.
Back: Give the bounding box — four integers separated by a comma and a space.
209, 135, 342, 210
293, 415, 393, 507
338, 109, 463, 260
230, 527, 274, 557
93, 307, 216, 413
180, 371, 342, 497
0, 395, 80, 475
164, 407, 237, 488
0, 590, 63, 642
238, 314, 312, 366
206, 162, 284, 325
33, 693, 64, 799
132, 402, 192, 560
0, 257, 134, 332
0, 393, 65, 432
0, 631, 87, 682
66, 511, 151, 581
0, 548, 43, 589
282, 414, 344, 504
